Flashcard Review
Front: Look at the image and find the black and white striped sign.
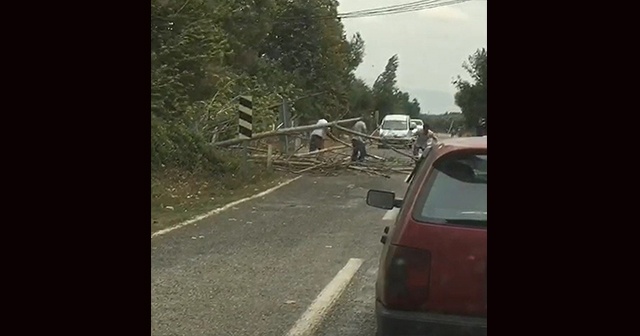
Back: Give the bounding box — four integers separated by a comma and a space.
238, 95, 253, 139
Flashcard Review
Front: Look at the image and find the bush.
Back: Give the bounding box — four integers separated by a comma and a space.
151, 115, 244, 176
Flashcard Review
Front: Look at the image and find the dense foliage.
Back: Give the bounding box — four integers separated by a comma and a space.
151, 0, 422, 174
453, 48, 487, 127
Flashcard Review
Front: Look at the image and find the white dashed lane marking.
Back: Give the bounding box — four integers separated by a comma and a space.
286, 258, 364, 336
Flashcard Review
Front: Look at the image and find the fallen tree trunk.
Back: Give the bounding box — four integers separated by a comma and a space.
238, 128, 415, 177
292, 145, 347, 157
212, 117, 362, 147
294, 162, 326, 174
250, 154, 411, 177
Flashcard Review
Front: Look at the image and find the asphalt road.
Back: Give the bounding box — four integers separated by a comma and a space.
151, 146, 422, 336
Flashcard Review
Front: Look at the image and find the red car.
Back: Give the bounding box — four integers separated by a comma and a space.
367, 136, 487, 336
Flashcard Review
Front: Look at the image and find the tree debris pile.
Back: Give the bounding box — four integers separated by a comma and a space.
226, 132, 415, 178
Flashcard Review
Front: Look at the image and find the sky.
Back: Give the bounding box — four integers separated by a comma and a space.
337, 0, 487, 114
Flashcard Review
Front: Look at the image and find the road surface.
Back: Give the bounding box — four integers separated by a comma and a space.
151, 147, 425, 336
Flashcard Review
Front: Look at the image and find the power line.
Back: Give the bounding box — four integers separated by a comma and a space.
339, 0, 443, 17
339, 0, 472, 19
340, 0, 440, 16
279, 0, 476, 22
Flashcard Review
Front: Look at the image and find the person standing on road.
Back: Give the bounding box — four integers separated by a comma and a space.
351, 120, 368, 162
412, 123, 439, 157
309, 117, 329, 152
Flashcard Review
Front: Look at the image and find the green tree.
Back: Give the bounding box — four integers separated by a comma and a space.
453, 48, 487, 127
347, 33, 365, 71
372, 54, 400, 120
371, 55, 422, 121
347, 77, 374, 118
151, 0, 368, 172
260, 0, 359, 122
150, 0, 426, 175
394, 92, 421, 118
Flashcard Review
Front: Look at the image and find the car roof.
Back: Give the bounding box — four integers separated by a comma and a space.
383, 114, 410, 120
432, 136, 487, 159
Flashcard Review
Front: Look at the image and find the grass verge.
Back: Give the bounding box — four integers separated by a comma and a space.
151, 167, 291, 234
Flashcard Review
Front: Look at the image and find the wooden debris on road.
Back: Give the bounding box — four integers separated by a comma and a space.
243, 139, 413, 177
218, 116, 417, 177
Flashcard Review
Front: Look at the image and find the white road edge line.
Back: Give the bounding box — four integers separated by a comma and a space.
286, 258, 364, 336
151, 175, 302, 239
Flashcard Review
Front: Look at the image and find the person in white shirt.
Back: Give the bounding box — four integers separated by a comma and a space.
412, 123, 438, 157
309, 118, 329, 152
351, 120, 367, 162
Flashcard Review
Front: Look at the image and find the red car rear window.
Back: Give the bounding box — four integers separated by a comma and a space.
412, 153, 487, 228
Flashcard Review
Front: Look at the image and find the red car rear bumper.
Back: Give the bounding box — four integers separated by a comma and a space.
375, 301, 487, 336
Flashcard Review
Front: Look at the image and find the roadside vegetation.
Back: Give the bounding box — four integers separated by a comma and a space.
150, 0, 486, 230
453, 48, 487, 129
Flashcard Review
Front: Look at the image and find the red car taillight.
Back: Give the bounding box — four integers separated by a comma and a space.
381, 245, 431, 311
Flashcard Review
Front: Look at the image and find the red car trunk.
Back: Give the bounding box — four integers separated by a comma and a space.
378, 144, 487, 318
399, 221, 486, 316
